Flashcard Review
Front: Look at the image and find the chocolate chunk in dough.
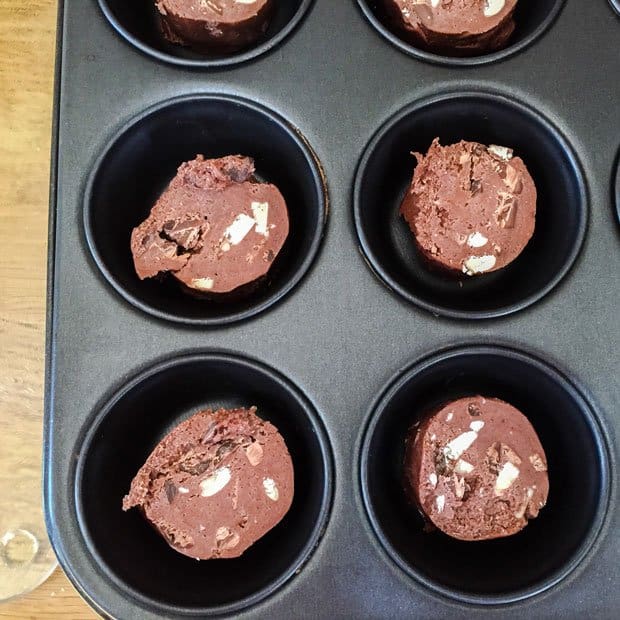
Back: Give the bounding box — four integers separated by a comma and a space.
400, 139, 536, 276
382, 0, 518, 56
131, 155, 289, 295
155, 0, 274, 52
123, 407, 294, 560
404, 396, 549, 541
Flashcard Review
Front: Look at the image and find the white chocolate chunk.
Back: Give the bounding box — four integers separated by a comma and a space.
436, 495, 445, 513
488, 143, 513, 160
443, 431, 478, 461
224, 213, 255, 245
455, 459, 474, 475
200, 467, 231, 497
251, 201, 269, 236
178, 487, 189, 494
263, 477, 279, 501
454, 476, 466, 500
495, 462, 520, 494
191, 277, 214, 290
429, 473, 438, 487
445, 412, 454, 422
483, 0, 506, 19
470, 421, 485, 433
462, 255, 497, 276
467, 232, 489, 248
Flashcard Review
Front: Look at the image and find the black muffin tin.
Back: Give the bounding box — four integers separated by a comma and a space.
44, 1, 619, 618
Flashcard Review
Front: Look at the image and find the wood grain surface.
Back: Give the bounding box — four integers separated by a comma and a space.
0, 0, 96, 617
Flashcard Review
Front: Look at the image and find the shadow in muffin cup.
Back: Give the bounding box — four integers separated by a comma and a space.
356, 0, 565, 66
353, 90, 587, 320
97, 0, 314, 68
84, 94, 327, 326
74, 352, 333, 616
359, 345, 610, 604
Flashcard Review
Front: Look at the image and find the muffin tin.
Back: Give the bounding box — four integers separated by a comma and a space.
44, 1, 619, 618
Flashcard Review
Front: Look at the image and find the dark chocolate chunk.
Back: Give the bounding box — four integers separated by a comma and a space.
467, 402, 482, 417
404, 396, 549, 541
164, 480, 178, 503
123, 407, 294, 560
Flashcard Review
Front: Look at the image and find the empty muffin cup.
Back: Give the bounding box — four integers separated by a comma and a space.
84, 94, 327, 326
97, 0, 314, 67
356, 0, 565, 66
353, 90, 587, 319
75, 352, 333, 616
359, 345, 610, 604
610, 1, 620, 18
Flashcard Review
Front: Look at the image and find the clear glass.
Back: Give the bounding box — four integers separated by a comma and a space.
0, 409, 57, 601
0, 0, 59, 603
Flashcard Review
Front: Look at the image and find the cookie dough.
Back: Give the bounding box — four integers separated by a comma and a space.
400, 139, 536, 276
404, 396, 549, 541
155, 0, 274, 52
131, 155, 289, 295
382, 0, 518, 56
123, 407, 294, 559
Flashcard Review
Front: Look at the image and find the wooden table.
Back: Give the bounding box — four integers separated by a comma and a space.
0, 1, 95, 617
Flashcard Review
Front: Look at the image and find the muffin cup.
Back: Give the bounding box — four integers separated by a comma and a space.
610, 1, 620, 18
97, 0, 314, 67
359, 344, 611, 604
614, 146, 620, 227
74, 351, 333, 616
356, 0, 565, 66
84, 94, 327, 326
353, 90, 587, 320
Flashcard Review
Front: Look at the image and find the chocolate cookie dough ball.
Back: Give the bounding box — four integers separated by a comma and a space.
404, 396, 549, 541
155, 0, 274, 52
131, 155, 289, 295
123, 407, 294, 560
383, 0, 518, 56
400, 139, 536, 276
